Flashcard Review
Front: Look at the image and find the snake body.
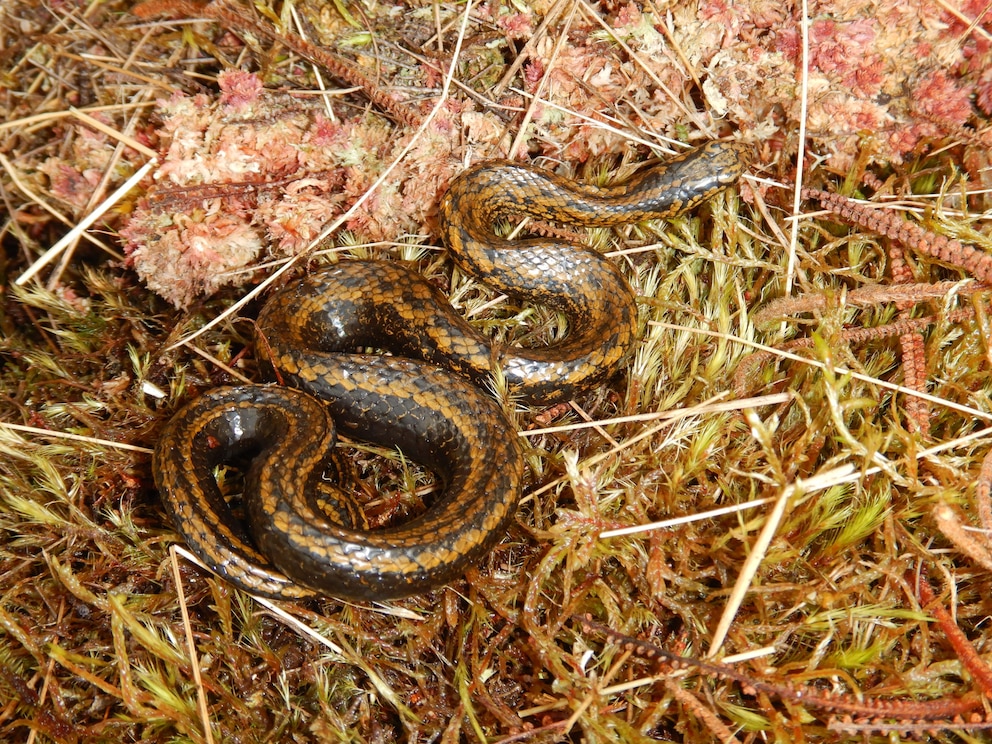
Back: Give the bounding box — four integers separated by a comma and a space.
152, 140, 748, 600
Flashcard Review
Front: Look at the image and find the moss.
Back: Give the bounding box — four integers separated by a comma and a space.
1, 0, 991, 741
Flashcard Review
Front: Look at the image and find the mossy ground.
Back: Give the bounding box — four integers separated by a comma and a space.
2, 1, 992, 742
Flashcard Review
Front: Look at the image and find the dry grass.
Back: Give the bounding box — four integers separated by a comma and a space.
2, 0, 992, 742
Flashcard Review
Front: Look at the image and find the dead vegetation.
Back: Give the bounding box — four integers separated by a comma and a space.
2, 0, 992, 741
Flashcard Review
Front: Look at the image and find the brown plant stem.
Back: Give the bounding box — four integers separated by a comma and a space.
133, 0, 423, 127
577, 614, 985, 723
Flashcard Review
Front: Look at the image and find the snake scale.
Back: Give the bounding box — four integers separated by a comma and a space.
152, 140, 748, 600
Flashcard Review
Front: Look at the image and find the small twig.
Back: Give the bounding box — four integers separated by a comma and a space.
0, 422, 154, 454
170, 547, 215, 744
491, 0, 569, 98
133, 0, 422, 127
708, 464, 860, 655
803, 188, 992, 284
576, 0, 710, 134
506, 1, 576, 160
734, 307, 979, 395
917, 575, 992, 698
978, 446, 992, 533
933, 502, 992, 573
784, 0, 812, 299
578, 615, 986, 724
15, 160, 157, 286
889, 240, 931, 435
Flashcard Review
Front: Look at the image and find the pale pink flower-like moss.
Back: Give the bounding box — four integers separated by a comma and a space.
121, 73, 478, 307
912, 69, 975, 128
217, 69, 264, 109
37, 115, 117, 211
123, 208, 263, 308
497, 12, 534, 41
809, 19, 885, 99
978, 68, 992, 116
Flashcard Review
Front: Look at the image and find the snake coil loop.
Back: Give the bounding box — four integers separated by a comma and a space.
153, 141, 748, 600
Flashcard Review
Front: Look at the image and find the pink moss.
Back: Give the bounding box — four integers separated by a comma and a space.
912, 70, 974, 127
116, 0, 992, 308
977, 68, 992, 115
217, 70, 264, 109
498, 12, 534, 40
809, 19, 885, 98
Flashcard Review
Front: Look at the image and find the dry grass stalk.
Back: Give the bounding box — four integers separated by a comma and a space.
1, 0, 992, 741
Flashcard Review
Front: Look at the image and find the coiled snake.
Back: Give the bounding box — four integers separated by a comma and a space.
152, 140, 748, 600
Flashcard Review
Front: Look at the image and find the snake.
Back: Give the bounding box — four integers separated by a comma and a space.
152, 140, 748, 601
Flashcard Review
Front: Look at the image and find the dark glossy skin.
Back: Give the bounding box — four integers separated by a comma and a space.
153, 380, 521, 600
152, 141, 748, 600
439, 139, 750, 402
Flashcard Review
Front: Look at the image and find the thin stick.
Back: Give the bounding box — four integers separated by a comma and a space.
599, 497, 777, 539
523, 392, 789, 436
784, 0, 811, 298
15, 159, 157, 286
507, 1, 577, 159
0, 101, 155, 132
522, 393, 729, 504
707, 464, 856, 654
577, 0, 707, 133
0, 152, 116, 255
492, 0, 569, 96
69, 106, 158, 159
654, 320, 992, 422
0, 421, 154, 454
170, 547, 215, 744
